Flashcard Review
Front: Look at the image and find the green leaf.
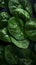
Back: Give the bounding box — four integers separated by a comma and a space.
8, 0, 22, 14
8, 17, 29, 48
19, 0, 32, 15
10, 36, 29, 49
0, 28, 11, 42
0, 12, 10, 29
0, 0, 6, 8
8, 17, 24, 41
13, 8, 30, 20
25, 18, 36, 41
5, 45, 18, 64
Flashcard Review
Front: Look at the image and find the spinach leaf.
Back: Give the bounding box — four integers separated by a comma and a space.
0, 12, 10, 29
0, 28, 11, 42
5, 45, 18, 64
13, 8, 30, 20
8, 0, 22, 14
10, 36, 29, 49
19, 0, 32, 15
7, 17, 29, 48
25, 18, 36, 41
5, 45, 32, 65
8, 17, 24, 41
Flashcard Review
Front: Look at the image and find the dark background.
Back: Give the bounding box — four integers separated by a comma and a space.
30, 0, 36, 17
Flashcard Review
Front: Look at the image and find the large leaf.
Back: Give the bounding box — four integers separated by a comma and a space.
25, 18, 36, 41
8, 17, 29, 48
8, 17, 24, 41
0, 12, 10, 29
19, 0, 32, 15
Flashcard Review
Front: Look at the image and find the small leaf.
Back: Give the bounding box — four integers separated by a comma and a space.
0, 12, 10, 29
0, 28, 11, 42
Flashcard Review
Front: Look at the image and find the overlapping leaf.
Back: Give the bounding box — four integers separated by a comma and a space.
0, 12, 10, 29
8, 0, 22, 14
25, 18, 36, 41
0, 28, 11, 42
8, 17, 29, 48
5, 45, 18, 64
19, 0, 32, 15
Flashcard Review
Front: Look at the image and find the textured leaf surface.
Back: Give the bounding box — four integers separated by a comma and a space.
25, 18, 36, 41
10, 36, 29, 49
8, 0, 22, 14
8, 17, 29, 48
8, 17, 24, 41
13, 8, 30, 20
0, 12, 10, 29
19, 0, 32, 15
5, 45, 18, 64
0, 28, 11, 42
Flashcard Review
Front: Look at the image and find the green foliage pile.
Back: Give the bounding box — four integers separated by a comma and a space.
0, 0, 36, 65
